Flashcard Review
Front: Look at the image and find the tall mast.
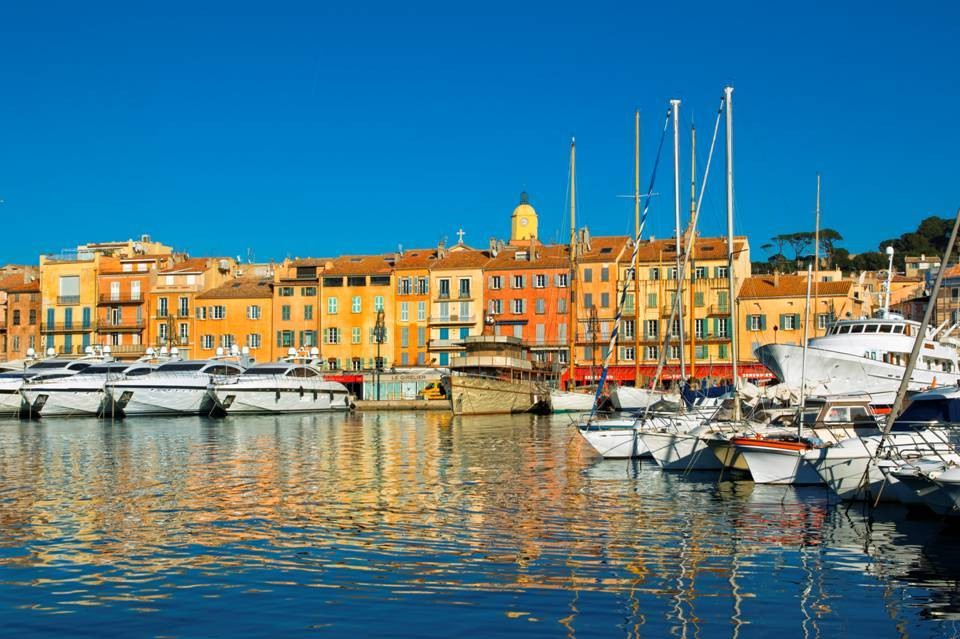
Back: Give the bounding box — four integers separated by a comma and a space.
633, 111, 642, 387
813, 174, 821, 335
671, 99, 686, 382
689, 123, 697, 381
798, 263, 813, 437
724, 86, 739, 420
567, 138, 577, 390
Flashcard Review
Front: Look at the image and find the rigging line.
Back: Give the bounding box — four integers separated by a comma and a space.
641, 96, 725, 422
587, 108, 672, 418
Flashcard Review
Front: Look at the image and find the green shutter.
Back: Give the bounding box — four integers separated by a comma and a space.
778, 314, 785, 330
745, 314, 751, 330
276, 331, 282, 347
794, 314, 802, 329
760, 315, 767, 330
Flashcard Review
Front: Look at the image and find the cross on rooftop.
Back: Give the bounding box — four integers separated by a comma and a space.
456, 228, 466, 244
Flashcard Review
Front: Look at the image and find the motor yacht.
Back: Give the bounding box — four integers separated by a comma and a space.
211, 350, 350, 414
106, 347, 247, 416
21, 357, 161, 417
0, 347, 113, 416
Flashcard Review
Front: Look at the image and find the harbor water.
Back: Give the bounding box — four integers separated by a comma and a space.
1, 412, 959, 638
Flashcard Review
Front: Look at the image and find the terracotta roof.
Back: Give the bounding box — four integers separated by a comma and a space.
579, 236, 630, 262
394, 249, 438, 269
940, 265, 960, 279
159, 257, 227, 274
431, 247, 491, 270
484, 243, 569, 270
0, 274, 39, 293
290, 258, 332, 268
197, 277, 273, 299
739, 274, 853, 299
322, 254, 394, 276
892, 274, 923, 283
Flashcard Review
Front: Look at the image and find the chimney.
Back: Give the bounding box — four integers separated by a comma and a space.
488, 237, 498, 257
438, 239, 447, 259
773, 270, 780, 288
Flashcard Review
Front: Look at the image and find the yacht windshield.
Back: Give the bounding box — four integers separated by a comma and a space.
80, 365, 129, 375
243, 367, 289, 376
893, 398, 960, 430
157, 362, 207, 373
28, 361, 69, 370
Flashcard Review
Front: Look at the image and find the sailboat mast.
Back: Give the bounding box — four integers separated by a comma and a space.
724, 86, 739, 418
813, 175, 821, 334
671, 99, 686, 382
568, 138, 577, 390
798, 263, 813, 437
689, 123, 697, 381
633, 111, 642, 387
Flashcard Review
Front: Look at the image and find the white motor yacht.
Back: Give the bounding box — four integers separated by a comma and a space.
609, 386, 680, 411
212, 351, 350, 414
21, 360, 157, 417
106, 348, 247, 416
756, 313, 960, 405
550, 389, 598, 413
0, 347, 113, 416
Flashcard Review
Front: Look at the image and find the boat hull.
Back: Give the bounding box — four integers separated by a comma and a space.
108, 385, 217, 416
0, 385, 26, 416
212, 386, 351, 414
641, 431, 723, 471
578, 425, 648, 459
610, 386, 678, 411
550, 389, 596, 413
735, 441, 821, 485
449, 375, 549, 416
21, 388, 106, 417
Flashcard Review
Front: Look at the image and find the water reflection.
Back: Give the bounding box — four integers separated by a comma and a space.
0, 413, 957, 637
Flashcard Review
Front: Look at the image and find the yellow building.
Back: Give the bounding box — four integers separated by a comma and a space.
194, 277, 275, 360
272, 259, 323, 357
427, 240, 488, 367
393, 248, 436, 367
736, 272, 871, 363
319, 254, 395, 371
147, 257, 236, 357
510, 192, 538, 242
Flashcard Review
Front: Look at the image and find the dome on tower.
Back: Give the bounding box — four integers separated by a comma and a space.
512, 191, 537, 219
510, 191, 539, 243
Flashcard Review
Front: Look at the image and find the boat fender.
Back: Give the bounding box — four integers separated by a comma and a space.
299, 386, 305, 398
275, 390, 281, 402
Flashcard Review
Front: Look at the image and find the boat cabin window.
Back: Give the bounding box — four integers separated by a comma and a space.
837, 325, 851, 334
80, 364, 129, 375
893, 325, 904, 334
893, 398, 960, 430
824, 406, 851, 422
244, 367, 289, 376
66, 362, 93, 371
863, 324, 879, 333
0, 372, 31, 380
205, 364, 243, 376
288, 367, 319, 378
878, 324, 893, 333
124, 367, 153, 377
29, 361, 71, 370
848, 406, 876, 423
157, 362, 208, 373
850, 325, 865, 334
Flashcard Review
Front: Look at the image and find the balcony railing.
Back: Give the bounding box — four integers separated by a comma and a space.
98, 294, 144, 304
428, 315, 476, 325
97, 319, 145, 332
429, 339, 464, 349
57, 295, 81, 305
41, 323, 95, 333
707, 304, 731, 316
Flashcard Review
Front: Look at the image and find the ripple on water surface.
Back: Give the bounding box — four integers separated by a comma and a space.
0, 413, 959, 637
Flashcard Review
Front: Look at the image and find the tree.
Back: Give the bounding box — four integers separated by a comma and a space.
817, 228, 843, 267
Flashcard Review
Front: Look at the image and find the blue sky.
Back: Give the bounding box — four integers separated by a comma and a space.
0, 1, 957, 264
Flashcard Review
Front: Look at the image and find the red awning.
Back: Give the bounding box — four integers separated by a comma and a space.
561, 363, 775, 385
324, 374, 364, 384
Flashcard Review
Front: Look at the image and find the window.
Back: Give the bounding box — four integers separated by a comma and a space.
351, 296, 361, 313
279, 287, 294, 297
178, 297, 189, 316
694, 292, 704, 307
748, 314, 766, 331
352, 327, 361, 344
122, 263, 133, 273
281, 305, 291, 321
416, 277, 429, 294
326, 328, 342, 344
439, 279, 451, 298
512, 299, 525, 314
399, 278, 412, 295
211, 305, 226, 320
670, 345, 680, 359
556, 273, 569, 288
668, 267, 678, 280
179, 323, 189, 342
417, 327, 426, 347
417, 301, 426, 321
374, 296, 384, 311
717, 317, 729, 338
649, 267, 660, 281
158, 297, 169, 318
459, 301, 470, 319
646, 320, 659, 338
328, 297, 339, 314
695, 318, 705, 338
671, 318, 681, 335
370, 276, 390, 287
695, 345, 708, 359
622, 320, 634, 339
489, 299, 503, 314
583, 268, 592, 283
347, 276, 366, 287
647, 293, 657, 308
219, 334, 235, 348
621, 346, 635, 361
558, 297, 567, 313
459, 278, 471, 298
646, 345, 659, 360
490, 275, 503, 290
600, 293, 610, 308
196, 306, 207, 320
717, 291, 729, 311
279, 330, 294, 347
58, 275, 80, 304
513, 324, 523, 339
248, 305, 261, 320
304, 305, 314, 320
716, 266, 729, 279
12, 310, 20, 326
781, 314, 799, 330
624, 294, 635, 313
535, 298, 546, 314
400, 327, 409, 347
302, 330, 317, 347
131, 281, 141, 301
201, 335, 214, 349
601, 267, 609, 282
583, 293, 593, 308
323, 277, 343, 287
693, 266, 706, 280
535, 323, 545, 343
558, 350, 568, 364
247, 333, 261, 349
12, 336, 19, 352
512, 275, 524, 289
400, 302, 409, 322
369, 327, 388, 344
817, 314, 829, 330
29, 310, 36, 325
718, 343, 728, 359
534, 274, 546, 288
301, 286, 317, 296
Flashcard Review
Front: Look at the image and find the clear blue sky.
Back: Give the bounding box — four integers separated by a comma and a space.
0, 1, 957, 264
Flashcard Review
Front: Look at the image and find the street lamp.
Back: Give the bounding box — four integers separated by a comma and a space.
374, 309, 386, 401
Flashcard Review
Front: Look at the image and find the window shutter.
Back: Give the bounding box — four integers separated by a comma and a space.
760, 315, 767, 330
276, 331, 282, 347
778, 314, 785, 329
745, 315, 750, 330
794, 314, 801, 328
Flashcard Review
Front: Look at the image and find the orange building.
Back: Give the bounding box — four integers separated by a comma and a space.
483, 240, 569, 365
0, 272, 41, 362
194, 277, 275, 361
96, 253, 178, 359
573, 234, 630, 380
427, 242, 488, 367
272, 259, 323, 356
393, 248, 436, 367
146, 257, 236, 357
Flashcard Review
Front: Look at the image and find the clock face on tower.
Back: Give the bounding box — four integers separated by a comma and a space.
520, 217, 528, 226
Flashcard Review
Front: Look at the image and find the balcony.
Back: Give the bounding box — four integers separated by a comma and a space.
96, 318, 145, 332
108, 344, 149, 358
428, 314, 476, 325
429, 339, 464, 350
41, 323, 95, 333
707, 304, 731, 316
98, 294, 144, 305
155, 311, 191, 320
57, 295, 81, 306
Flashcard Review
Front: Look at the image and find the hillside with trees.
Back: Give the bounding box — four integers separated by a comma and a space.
752, 216, 953, 274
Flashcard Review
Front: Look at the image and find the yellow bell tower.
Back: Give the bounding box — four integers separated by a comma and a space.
510, 192, 538, 243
